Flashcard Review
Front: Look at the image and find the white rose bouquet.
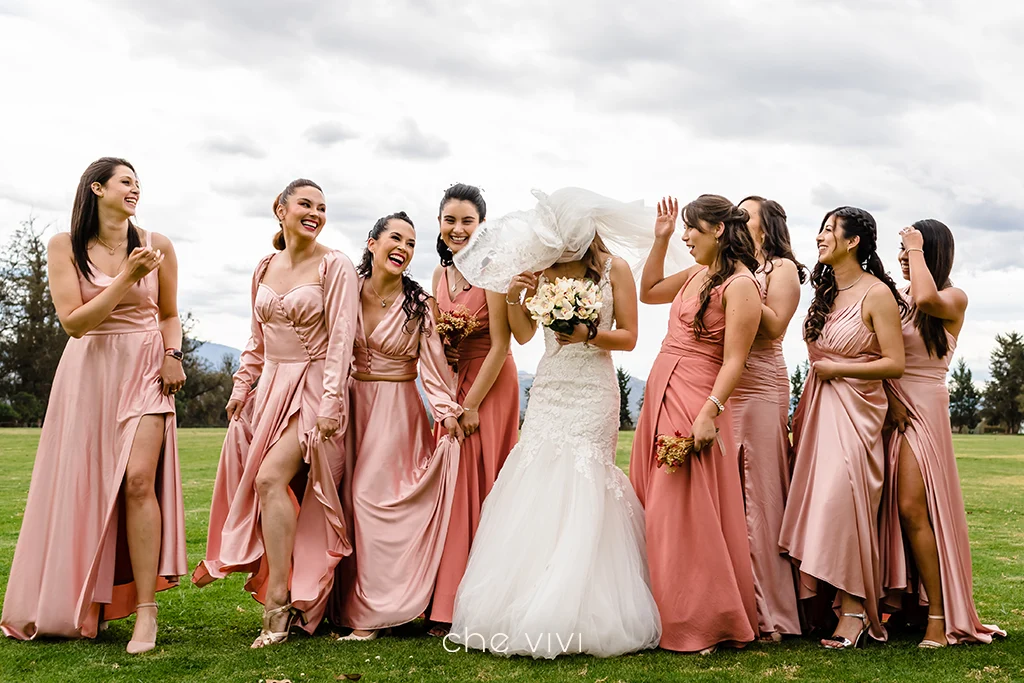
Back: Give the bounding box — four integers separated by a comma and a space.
525, 277, 603, 337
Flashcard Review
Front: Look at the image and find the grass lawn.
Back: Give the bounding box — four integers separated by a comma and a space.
0, 429, 1021, 682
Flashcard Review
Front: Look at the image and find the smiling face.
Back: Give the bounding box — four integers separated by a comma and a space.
897, 240, 911, 281
681, 217, 723, 266
815, 214, 857, 266
369, 218, 416, 276
277, 186, 326, 245
92, 165, 139, 218
439, 199, 481, 255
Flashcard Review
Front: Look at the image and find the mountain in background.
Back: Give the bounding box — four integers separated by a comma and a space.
194, 342, 242, 369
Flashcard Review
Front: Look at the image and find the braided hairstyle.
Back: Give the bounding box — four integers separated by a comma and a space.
739, 195, 808, 284
70, 157, 143, 281
359, 211, 431, 335
272, 178, 324, 250
436, 183, 487, 267
908, 219, 955, 358
682, 194, 760, 340
803, 206, 907, 343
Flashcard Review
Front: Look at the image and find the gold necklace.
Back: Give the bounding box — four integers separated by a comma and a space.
836, 273, 865, 292
95, 234, 126, 255
367, 278, 402, 308
448, 267, 468, 294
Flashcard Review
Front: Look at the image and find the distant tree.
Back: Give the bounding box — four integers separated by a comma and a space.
520, 384, 531, 428
616, 366, 634, 430
981, 332, 1024, 434
173, 314, 237, 427
789, 360, 809, 424
948, 358, 981, 434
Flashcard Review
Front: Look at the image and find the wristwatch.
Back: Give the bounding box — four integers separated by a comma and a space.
165, 348, 184, 362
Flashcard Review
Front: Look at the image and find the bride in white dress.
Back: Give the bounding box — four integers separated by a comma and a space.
447, 189, 683, 658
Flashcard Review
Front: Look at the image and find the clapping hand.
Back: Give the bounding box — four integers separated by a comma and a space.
126, 247, 164, 282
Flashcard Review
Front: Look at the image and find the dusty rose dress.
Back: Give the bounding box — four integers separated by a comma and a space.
630, 268, 758, 653
2, 231, 186, 640
779, 284, 889, 642
330, 284, 462, 630
429, 274, 519, 623
192, 250, 358, 633
880, 291, 1005, 644
731, 268, 801, 636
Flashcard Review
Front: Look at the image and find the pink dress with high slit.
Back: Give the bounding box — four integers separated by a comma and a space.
731, 268, 801, 636
779, 284, 889, 642
429, 274, 519, 624
880, 291, 1005, 644
330, 283, 462, 630
630, 268, 758, 653
2, 230, 186, 640
192, 250, 358, 634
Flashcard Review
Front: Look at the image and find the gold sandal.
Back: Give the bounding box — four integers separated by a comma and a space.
919, 614, 947, 649
250, 603, 297, 649
821, 612, 868, 649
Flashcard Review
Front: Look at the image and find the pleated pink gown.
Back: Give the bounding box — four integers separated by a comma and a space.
630, 268, 758, 653
330, 285, 462, 630
2, 231, 186, 640
193, 251, 358, 633
429, 275, 518, 624
779, 284, 889, 642
732, 270, 800, 637
880, 292, 1005, 644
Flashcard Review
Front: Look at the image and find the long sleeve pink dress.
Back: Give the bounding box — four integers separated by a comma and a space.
331, 283, 462, 630
2, 230, 186, 640
880, 291, 1004, 644
192, 250, 358, 633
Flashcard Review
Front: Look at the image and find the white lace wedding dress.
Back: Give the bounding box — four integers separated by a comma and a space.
449, 259, 661, 658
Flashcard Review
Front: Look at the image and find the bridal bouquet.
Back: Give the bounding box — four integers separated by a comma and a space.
436, 306, 482, 370
525, 277, 602, 336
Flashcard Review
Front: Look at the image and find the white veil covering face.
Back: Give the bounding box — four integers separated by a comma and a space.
453, 187, 692, 293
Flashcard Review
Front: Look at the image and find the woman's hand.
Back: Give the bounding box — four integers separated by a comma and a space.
125, 246, 164, 283
812, 359, 841, 382
654, 196, 679, 239
691, 413, 718, 453
555, 323, 591, 346
459, 408, 480, 436
884, 384, 912, 433
316, 416, 340, 442
225, 399, 244, 421
899, 226, 924, 252
506, 271, 539, 305
160, 355, 186, 396
443, 416, 465, 444
443, 344, 461, 366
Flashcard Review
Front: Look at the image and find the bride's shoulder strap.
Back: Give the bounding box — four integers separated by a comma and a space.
603, 256, 613, 279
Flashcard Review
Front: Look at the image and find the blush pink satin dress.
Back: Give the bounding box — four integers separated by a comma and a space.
779, 284, 889, 643
330, 283, 462, 630
630, 268, 759, 653
2, 230, 186, 640
731, 268, 801, 636
880, 291, 1005, 644
429, 275, 518, 624
193, 250, 359, 633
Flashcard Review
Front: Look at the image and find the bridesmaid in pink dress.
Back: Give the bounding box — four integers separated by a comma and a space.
332, 211, 464, 641
630, 194, 762, 654
193, 179, 359, 648
779, 206, 906, 649
428, 185, 519, 635
880, 220, 1005, 647
1, 158, 187, 653
731, 196, 806, 640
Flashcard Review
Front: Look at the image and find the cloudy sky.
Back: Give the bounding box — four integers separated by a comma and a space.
1, 0, 1021, 382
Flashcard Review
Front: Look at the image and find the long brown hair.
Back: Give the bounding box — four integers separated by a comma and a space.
70, 157, 142, 281
681, 194, 760, 339
580, 233, 612, 284
909, 219, 955, 358
803, 206, 907, 343
272, 178, 323, 250
739, 195, 808, 284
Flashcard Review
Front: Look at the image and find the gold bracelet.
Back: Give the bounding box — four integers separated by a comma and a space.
905, 248, 924, 254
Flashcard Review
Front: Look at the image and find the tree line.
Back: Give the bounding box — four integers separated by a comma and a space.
1, 217, 1022, 433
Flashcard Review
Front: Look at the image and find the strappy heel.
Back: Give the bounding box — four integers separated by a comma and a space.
821, 612, 869, 650
126, 602, 158, 654
250, 603, 297, 649
919, 614, 947, 649
338, 627, 390, 642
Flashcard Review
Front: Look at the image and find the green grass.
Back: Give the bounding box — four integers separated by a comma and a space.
0, 430, 1021, 682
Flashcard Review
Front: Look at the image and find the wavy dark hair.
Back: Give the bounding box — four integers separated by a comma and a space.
803, 206, 908, 343
359, 211, 431, 334
681, 194, 760, 340
70, 157, 142, 281
908, 219, 955, 358
739, 195, 808, 284
436, 183, 487, 267
272, 178, 324, 250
